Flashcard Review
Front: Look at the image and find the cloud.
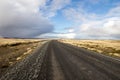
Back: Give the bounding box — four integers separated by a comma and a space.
76, 17, 120, 39
38, 31, 76, 39
56, 33, 76, 39
0, 0, 72, 38
0, 0, 54, 38
107, 5, 120, 17
40, 0, 71, 17
63, 4, 120, 39
63, 8, 86, 22
63, 7, 98, 23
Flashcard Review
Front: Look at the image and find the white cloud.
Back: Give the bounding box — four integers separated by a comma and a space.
39, 0, 47, 8
0, 0, 54, 38
63, 7, 99, 23
103, 19, 120, 35
40, 0, 71, 17
68, 29, 74, 33
57, 33, 76, 39
38, 32, 76, 39
63, 4, 120, 39
63, 8, 87, 22
77, 17, 120, 39
107, 5, 120, 17
0, 0, 72, 38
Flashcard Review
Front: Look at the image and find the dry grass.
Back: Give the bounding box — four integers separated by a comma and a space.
0, 38, 42, 47
59, 39, 120, 58
0, 38, 45, 74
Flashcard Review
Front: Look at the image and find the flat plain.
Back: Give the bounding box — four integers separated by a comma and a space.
0, 39, 120, 80
0, 38, 43, 74
59, 39, 120, 58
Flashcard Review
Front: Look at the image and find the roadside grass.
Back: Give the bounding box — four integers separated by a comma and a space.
0, 38, 44, 74
59, 39, 120, 58
0, 38, 41, 47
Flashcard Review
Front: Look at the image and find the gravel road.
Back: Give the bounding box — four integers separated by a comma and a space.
0, 40, 120, 80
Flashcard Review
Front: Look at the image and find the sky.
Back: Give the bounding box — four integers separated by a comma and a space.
0, 0, 120, 39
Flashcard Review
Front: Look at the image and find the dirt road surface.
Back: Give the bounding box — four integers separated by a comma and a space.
0, 40, 120, 80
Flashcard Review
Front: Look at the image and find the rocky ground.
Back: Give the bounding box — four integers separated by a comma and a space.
0, 38, 44, 74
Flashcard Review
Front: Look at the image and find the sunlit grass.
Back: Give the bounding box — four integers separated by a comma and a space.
60, 39, 120, 58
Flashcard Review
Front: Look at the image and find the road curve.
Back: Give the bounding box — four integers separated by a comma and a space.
0, 40, 120, 80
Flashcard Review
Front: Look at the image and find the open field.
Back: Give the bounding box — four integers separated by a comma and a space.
59, 39, 120, 58
0, 38, 42, 46
0, 38, 45, 74
0, 40, 120, 80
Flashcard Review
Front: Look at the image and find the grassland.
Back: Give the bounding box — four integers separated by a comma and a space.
0, 38, 41, 47
0, 38, 44, 74
59, 39, 120, 59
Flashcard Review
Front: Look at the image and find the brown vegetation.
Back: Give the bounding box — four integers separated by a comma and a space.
59, 39, 120, 58
0, 38, 44, 74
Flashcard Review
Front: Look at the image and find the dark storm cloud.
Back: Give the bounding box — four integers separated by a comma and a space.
0, 0, 54, 38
